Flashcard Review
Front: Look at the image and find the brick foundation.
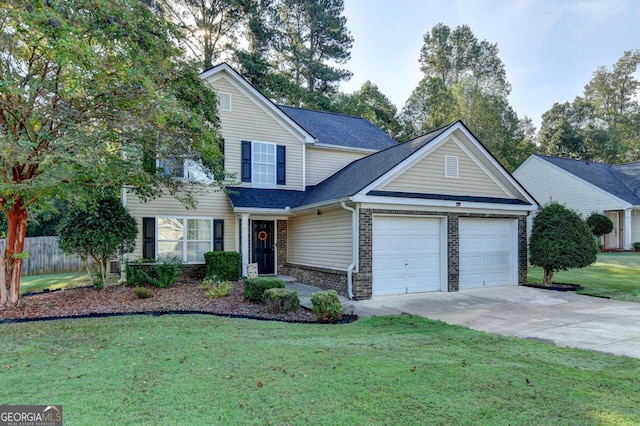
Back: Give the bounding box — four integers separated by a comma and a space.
280, 263, 349, 297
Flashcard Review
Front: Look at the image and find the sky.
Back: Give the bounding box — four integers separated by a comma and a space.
339, 0, 640, 129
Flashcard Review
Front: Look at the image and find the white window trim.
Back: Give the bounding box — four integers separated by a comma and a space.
444, 155, 459, 179
156, 216, 213, 264
157, 158, 213, 183
251, 140, 277, 188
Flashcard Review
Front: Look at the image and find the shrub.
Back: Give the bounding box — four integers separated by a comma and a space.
243, 277, 285, 302
132, 287, 152, 299
633, 242, 640, 252
586, 213, 614, 238
202, 277, 233, 298
92, 272, 104, 290
529, 202, 598, 285
204, 252, 241, 282
264, 288, 300, 313
125, 257, 182, 288
310, 290, 343, 322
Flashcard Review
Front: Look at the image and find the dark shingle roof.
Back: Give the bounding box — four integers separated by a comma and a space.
278, 105, 397, 151
227, 187, 306, 210
536, 154, 640, 205
295, 123, 456, 207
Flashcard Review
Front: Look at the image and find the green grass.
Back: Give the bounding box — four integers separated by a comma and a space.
20, 272, 90, 294
1, 314, 639, 425
528, 252, 640, 301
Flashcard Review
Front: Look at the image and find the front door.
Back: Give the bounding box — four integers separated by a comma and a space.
252, 220, 275, 274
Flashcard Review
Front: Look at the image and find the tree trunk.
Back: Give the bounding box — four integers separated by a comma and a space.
543, 268, 554, 286
1, 199, 28, 307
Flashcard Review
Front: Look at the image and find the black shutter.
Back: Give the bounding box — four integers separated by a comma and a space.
142, 217, 155, 260
214, 219, 224, 251
220, 138, 225, 169
143, 143, 156, 174
241, 141, 251, 182
277, 145, 286, 185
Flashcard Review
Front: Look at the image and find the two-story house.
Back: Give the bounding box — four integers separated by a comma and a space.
123, 63, 537, 299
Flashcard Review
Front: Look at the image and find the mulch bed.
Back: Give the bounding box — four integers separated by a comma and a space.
523, 282, 583, 292
0, 280, 340, 324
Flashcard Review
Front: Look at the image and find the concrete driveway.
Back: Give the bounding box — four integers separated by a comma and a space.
351, 286, 640, 359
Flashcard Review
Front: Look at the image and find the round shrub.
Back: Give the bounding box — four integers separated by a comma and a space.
310, 290, 343, 321
263, 288, 300, 313
243, 277, 286, 302
529, 202, 598, 285
586, 213, 614, 238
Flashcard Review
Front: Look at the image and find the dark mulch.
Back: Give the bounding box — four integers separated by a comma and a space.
0, 280, 328, 324
523, 282, 583, 292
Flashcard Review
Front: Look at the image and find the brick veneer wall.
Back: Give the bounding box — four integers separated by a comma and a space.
276, 220, 288, 272
280, 263, 348, 296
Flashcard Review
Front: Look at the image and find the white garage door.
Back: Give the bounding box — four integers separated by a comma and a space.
459, 218, 516, 289
372, 216, 443, 296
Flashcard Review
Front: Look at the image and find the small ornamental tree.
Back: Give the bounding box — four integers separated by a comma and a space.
529, 202, 598, 285
58, 198, 138, 287
586, 212, 614, 241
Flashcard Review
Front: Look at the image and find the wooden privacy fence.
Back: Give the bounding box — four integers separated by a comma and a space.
0, 236, 87, 276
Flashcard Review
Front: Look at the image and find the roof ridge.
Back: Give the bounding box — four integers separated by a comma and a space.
277, 104, 369, 121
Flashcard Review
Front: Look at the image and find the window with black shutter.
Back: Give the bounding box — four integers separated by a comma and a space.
214, 219, 224, 251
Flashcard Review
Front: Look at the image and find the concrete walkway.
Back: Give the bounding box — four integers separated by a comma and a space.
287, 279, 640, 359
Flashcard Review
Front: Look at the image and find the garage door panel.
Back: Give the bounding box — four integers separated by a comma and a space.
459, 218, 516, 289
373, 216, 443, 296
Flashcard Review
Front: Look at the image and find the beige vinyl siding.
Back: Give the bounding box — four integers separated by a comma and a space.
288, 207, 353, 269
306, 147, 368, 185
380, 139, 509, 198
633, 214, 640, 244
208, 76, 305, 190
513, 156, 627, 217
124, 188, 236, 260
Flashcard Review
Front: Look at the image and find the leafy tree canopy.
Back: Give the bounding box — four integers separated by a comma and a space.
539, 50, 640, 163
0, 0, 222, 306
399, 23, 535, 171
586, 213, 614, 238
529, 202, 598, 285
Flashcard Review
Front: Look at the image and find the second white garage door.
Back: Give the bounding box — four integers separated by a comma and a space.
372, 216, 444, 296
459, 218, 517, 289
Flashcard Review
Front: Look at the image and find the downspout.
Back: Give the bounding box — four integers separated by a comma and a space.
341, 201, 356, 300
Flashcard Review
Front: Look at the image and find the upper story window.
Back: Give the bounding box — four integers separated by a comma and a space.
157, 158, 213, 183
444, 155, 459, 179
241, 141, 286, 187
217, 92, 232, 112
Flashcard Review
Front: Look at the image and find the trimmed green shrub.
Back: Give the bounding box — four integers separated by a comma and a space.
132, 287, 152, 299
125, 257, 182, 288
586, 213, 614, 238
264, 288, 300, 313
204, 252, 241, 281
632, 242, 640, 252
310, 290, 343, 321
243, 277, 285, 302
529, 202, 598, 285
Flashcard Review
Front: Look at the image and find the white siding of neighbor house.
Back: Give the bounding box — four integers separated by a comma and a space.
633, 214, 640, 244
124, 189, 236, 261
207, 75, 306, 190
288, 207, 353, 269
305, 147, 369, 185
513, 156, 627, 217
379, 138, 509, 199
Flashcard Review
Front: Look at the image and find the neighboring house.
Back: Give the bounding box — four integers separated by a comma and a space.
124, 63, 538, 299
514, 154, 640, 250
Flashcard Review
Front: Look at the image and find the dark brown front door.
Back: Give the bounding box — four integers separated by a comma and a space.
252, 220, 275, 274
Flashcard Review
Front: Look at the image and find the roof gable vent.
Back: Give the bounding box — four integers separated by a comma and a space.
445, 155, 459, 179
217, 92, 231, 112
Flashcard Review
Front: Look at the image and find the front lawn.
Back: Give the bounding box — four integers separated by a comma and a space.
1, 315, 639, 425
528, 252, 640, 301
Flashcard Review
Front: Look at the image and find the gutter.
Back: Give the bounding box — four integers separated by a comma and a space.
340, 201, 357, 300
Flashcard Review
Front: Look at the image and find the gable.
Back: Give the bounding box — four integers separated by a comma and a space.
377, 137, 511, 199
205, 73, 307, 190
